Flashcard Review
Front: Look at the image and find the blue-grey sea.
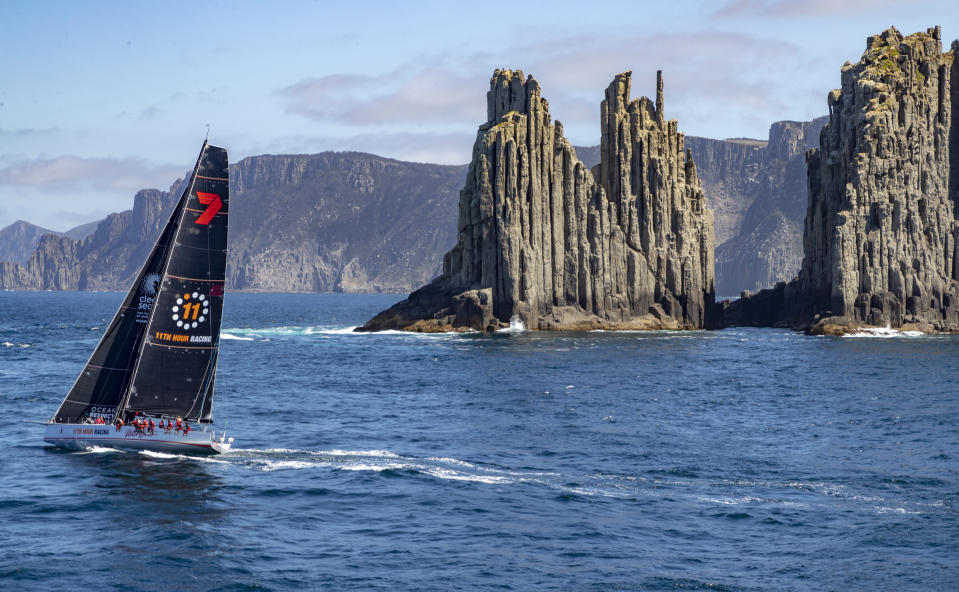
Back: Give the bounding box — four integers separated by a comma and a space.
1, 291, 957, 591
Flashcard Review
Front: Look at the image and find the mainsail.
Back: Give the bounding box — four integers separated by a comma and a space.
52, 142, 229, 426
52, 182, 188, 423
120, 142, 229, 422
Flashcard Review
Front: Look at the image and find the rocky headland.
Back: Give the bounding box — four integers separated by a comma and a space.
727, 26, 959, 334
358, 69, 715, 332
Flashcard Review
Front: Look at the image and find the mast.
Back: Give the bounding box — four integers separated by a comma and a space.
118, 141, 229, 422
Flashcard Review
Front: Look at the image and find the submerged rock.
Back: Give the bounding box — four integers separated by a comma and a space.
359, 69, 715, 332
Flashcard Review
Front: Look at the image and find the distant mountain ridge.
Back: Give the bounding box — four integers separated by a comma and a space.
0, 220, 100, 265
0, 221, 57, 266
0, 152, 464, 293
1, 123, 823, 295
228, 152, 463, 292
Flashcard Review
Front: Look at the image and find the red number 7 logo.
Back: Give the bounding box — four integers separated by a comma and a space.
195, 192, 222, 225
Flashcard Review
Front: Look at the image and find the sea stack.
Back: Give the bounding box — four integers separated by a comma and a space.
727, 26, 959, 334
358, 69, 715, 332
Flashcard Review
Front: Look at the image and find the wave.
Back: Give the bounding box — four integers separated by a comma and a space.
138, 449, 229, 463
221, 326, 464, 338
842, 326, 925, 338
225, 448, 630, 491
2, 342, 31, 348
319, 448, 399, 458
232, 448, 396, 457
139, 450, 179, 459
78, 445, 123, 454
498, 317, 526, 333
221, 333, 254, 341
874, 505, 923, 515
120, 446, 933, 513
221, 326, 332, 338
230, 449, 629, 495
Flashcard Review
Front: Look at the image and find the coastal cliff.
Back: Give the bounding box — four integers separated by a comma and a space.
227, 153, 461, 292
358, 69, 715, 332
728, 26, 959, 334
0, 221, 58, 265
687, 118, 826, 296
0, 153, 463, 293
0, 188, 175, 291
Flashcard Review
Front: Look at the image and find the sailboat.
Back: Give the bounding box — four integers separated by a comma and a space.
43, 141, 233, 454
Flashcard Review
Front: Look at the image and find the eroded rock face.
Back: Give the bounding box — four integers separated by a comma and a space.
226, 152, 462, 293
578, 118, 827, 297
799, 26, 958, 332
359, 69, 715, 332
0, 221, 57, 266
728, 26, 959, 334
690, 118, 826, 296
0, 188, 175, 291
0, 153, 464, 293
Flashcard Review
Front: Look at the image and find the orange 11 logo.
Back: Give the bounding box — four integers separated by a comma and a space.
171, 292, 208, 331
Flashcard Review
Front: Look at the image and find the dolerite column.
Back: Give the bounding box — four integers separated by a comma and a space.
599, 70, 715, 327
799, 27, 959, 331
360, 67, 716, 332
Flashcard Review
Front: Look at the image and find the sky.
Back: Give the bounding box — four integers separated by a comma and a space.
1, 0, 957, 232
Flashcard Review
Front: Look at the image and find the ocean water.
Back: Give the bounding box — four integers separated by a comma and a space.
1, 291, 957, 591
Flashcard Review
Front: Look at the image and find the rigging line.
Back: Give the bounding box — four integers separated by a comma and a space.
184, 206, 229, 215
145, 341, 215, 350
166, 274, 225, 282
184, 338, 218, 420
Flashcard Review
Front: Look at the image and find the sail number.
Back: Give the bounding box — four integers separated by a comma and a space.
182, 301, 202, 320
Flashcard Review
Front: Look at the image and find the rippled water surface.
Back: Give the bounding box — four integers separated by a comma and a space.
1, 292, 957, 591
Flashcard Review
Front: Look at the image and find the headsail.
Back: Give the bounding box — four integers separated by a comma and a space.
120, 142, 229, 422
52, 183, 187, 423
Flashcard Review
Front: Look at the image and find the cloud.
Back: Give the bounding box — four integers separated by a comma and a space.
0, 184, 118, 233
139, 106, 163, 120
0, 155, 187, 232
278, 67, 486, 126
0, 155, 182, 193
494, 30, 807, 141
249, 130, 476, 166
712, 0, 916, 18
273, 29, 810, 145
0, 127, 60, 138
